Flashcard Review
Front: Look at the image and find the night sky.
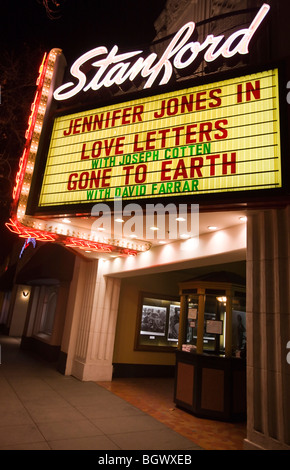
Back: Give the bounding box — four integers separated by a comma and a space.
2, 0, 167, 59
0, 0, 167, 264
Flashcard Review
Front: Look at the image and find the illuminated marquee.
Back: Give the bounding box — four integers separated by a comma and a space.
38, 68, 282, 208
53, 4, 270, 101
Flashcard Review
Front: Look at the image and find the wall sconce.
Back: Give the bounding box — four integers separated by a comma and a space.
22, 290, 30, 298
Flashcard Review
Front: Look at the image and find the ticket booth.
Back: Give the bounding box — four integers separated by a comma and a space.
174, 272, 246, 422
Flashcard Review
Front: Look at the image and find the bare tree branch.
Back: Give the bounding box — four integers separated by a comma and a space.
0, 45, 44, 209
38, 0, 66, 19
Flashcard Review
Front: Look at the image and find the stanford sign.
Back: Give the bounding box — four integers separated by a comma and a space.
53, 4, 270, 101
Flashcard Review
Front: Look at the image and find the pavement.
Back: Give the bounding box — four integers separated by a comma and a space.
0, 336, 202, 451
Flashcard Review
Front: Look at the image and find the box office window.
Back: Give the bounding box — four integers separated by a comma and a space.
135, 293, 180, 351
182, 289, 246, 357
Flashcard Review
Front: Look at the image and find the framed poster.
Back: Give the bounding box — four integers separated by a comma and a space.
135, 293, 180, 351
167, 305, 180, 341
141, 305, 167, 336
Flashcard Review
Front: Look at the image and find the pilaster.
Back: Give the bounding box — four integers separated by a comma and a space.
67, 258, 121, 381
245, 206, 290, 450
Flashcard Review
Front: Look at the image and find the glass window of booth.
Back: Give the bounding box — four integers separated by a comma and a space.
184, 292, 226, 354
204, 293, 226, 353
232, 293, 246, 357
185, 295, 198, 347
180, 283, 246, 357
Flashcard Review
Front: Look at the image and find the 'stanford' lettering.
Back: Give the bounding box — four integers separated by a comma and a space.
53, 4, 270, 101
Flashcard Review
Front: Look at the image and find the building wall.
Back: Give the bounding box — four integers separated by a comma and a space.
0, 291, 11, 329
113, 274, 179, 369
9, 285, 31, 337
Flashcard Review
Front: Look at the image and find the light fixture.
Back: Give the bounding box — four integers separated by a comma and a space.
176, 217, 186, 221
115, 218, 124, 223
150, 226, 159, 231
180, 234, 190, 239
22, 290, 29, 298
217, 296, 227, 303
208, 225, 217, 230
239, 216, 247, 222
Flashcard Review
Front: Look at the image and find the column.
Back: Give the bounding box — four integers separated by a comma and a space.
68, 258, 121, 381
225, 288, 233, 358
178, 294, 187, 349
245, 206, 290, 450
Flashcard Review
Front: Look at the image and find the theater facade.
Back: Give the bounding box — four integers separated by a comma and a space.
2, 0, 290, 450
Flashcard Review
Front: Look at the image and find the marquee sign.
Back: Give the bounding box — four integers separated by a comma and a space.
6, 3, 284, 256
38, 68, 282, 209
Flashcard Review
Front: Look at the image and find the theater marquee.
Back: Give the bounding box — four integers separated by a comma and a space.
38, 68, 281, 209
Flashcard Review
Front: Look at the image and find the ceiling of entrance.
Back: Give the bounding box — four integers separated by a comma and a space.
60, 209, 247, 259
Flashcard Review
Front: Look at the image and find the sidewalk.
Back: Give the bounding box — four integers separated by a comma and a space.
0, 336, 202, 450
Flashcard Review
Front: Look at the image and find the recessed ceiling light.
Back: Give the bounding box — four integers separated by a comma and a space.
208, 225, 217, 230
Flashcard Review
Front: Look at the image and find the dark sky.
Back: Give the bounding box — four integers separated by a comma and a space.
2, 0, 167, 60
